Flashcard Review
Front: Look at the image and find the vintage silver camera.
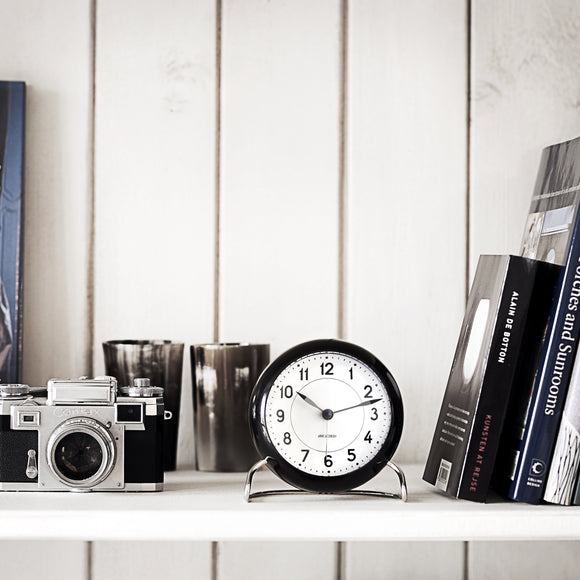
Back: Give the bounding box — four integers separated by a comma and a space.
0, 376, 164, 491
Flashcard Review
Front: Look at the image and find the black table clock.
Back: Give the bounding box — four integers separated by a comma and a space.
244, 339, 407, 502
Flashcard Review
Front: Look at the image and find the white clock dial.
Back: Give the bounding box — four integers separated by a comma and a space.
264, 351, 392, 476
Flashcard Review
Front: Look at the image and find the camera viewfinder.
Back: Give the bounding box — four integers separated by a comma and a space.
116, 404, 143, 423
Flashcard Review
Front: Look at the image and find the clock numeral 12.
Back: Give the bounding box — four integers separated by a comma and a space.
320, 362, 334, 375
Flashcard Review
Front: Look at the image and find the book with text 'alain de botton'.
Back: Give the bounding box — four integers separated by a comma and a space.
505, 136, 580, 504
423, 254, 559, 502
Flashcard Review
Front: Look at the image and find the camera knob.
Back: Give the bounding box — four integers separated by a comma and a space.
0, 384, 30, 398
133, 378, 151, 387
119, 378, 163, 398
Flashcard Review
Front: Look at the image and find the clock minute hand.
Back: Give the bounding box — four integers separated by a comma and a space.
297, 391, 324, 412
334, 398, 382, 414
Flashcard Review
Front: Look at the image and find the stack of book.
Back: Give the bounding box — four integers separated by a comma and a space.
423, 135, 580, 505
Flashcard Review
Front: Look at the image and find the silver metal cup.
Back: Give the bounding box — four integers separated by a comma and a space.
191, 343, 269, 472
102, 339, 184, 471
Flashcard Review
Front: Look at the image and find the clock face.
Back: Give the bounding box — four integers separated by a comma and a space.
250, 339, 403, 493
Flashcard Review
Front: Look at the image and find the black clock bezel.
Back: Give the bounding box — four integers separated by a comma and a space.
249, 338, 404, 493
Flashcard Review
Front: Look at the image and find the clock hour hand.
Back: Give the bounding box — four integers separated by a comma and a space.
334, 398, 382, 414
297, 391, 324, 412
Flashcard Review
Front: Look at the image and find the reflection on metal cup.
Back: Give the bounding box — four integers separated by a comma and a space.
191, 343, 269, 472
102, 339, 184, 471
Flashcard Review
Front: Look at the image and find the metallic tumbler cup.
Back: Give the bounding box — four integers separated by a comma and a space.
191, 343, 269, 472
103, 339, 184, 471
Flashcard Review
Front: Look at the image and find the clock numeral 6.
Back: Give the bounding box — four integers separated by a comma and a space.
324, 454, 333, 467
280, 385, 293, 399
347, 449, 356, 462
283, 432, 292, 445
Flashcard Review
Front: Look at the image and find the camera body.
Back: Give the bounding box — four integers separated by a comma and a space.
0, 377, 164, 491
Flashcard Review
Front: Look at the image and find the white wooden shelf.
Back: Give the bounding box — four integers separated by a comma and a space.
0, 464, 578, 543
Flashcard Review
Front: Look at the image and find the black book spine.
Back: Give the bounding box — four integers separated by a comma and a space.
492, 260, 561, 496
458, 257, 536, 501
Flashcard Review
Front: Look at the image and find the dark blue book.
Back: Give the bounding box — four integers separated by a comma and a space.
0, 81, 25, 383
507, 136, 580, 503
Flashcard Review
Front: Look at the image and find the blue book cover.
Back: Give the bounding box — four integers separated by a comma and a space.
508, 137, 580, 503
0, 81, 25, 383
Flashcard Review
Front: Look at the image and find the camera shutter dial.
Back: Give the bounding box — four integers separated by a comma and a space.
0, 384, 30, 398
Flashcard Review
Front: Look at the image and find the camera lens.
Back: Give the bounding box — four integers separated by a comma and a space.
47, 417, 116, 488
53, 432, 103, 481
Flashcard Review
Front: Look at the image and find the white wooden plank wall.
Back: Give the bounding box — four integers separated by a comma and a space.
0, 0, 93, 575
93, 0, 217, 471
470, 0, 580, 272
0, 0, 580, 579
0, 0, 93, 385
345, 0, 467, 574
346, 0, 467, 466
218, 0, 340, 351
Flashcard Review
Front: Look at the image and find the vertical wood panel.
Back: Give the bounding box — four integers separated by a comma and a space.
0, 3, 93, 574
0, 0, 93, 385
345, 542, 464, 580
93, 0, 217, 468
92, 541, 211, 580
218, 0, 341, 574
347, 0, 468, 464
470, 0, 580, 271
218, 0, 341, 354
0, 541, 87, 580
217, 542, 335, 580
469, 541, 580, 580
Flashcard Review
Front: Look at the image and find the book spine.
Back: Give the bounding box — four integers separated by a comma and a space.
491, 260, 561, 496
543, 352, 580, 505
508, 217, 580, 503
573, 462, 580, 505
458, 258, 533, 501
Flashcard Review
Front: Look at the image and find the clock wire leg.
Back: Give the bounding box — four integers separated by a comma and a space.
245, 458, 408, 502
244, 458, 270, 502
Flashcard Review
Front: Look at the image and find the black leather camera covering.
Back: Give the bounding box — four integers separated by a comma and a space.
124, 414, 164, 483
0, 415, 38, 482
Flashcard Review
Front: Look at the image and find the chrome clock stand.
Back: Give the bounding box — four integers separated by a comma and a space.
244, 457, 408, 503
